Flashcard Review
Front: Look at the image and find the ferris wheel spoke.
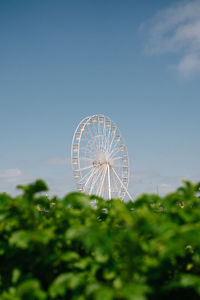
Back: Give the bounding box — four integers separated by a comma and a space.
81, 147, 94, 158
111, 167, 132, 200
110, 140, 120, 155
81, 151, 94, 158
88, 172, 97, 195
107, 165, 111, 199
110, 168, 120, 198
84, 168, 97, 190
98, 165, 107, 197
97, 118, 102, 151
101, 117, 106, 152
82, 137, 96, 150
98, 165, 108, 197
110, 143, 123, 158
112, 165, 123, 172
110, 148, 121, 159
85, 166, 101, 190
98, 135, 103, 152
88, 166, 103, 195
109, 136, 119, 151
111, 151, 121, 159
81, 132, 97, 154
112, 165, 123, 169
112, 156, 122, 161
87, 123, 99, 151
97, 133, 101, 152
105, 121, 111, 153
97, 165, 106, 183
104, 130, 108, 152
102, 118, 106, 151
109, 141, 120, 157
96, 165, 107, 195
101, 134, 105, 152
100, 132, 104, 152
88, 165, 104, 195
98, 123, 102, 151
107, 133, 116, 153
92, 119, 100, 147
94, 135, 101, 151
81, 145, 94, 154
104, 127, 108, 152
90, 120, 98, 138
79, 157, 93, 162
95, 124, 99, 151
81, 152, 94, 161
77, 165, 93, 172
79, 167, 94, 183
105, 127, 112, 153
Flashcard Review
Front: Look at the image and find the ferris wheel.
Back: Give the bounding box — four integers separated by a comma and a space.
71, 114, 132, 200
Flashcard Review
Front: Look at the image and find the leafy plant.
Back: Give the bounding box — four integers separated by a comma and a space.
0, 180, 200, 299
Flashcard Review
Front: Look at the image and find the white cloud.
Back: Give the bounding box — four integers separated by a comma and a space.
182, 173, 200, 183
176, 53, 200, 76
0, 168, 22, 178
158, 183, 174, 195
133, 171, 158, 181
0, 168, 22, 185
129, 169, 195, 198
141, 0, 200, 78
45, 157, 71, 165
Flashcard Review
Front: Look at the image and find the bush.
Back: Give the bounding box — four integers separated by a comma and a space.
0, 180, 200, 299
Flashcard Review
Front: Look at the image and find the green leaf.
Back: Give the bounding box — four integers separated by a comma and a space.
9, 231, 30, 249
49, 274, 69, 298
12, 269, 21, 284
17, 279, 46, 300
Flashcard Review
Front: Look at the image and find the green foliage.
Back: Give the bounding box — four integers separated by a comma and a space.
0, 180, 200, 299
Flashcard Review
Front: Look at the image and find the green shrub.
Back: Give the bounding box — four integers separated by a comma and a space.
0, 180, 200, 299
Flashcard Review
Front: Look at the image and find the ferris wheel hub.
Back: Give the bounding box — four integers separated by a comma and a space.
92, 151, 113, 167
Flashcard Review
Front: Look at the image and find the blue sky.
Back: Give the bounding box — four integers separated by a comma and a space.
0, 0, 200, 198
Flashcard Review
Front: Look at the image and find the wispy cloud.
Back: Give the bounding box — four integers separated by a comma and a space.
141, 0, 200, 78
45, 157, 71, 165
0, 168, 22, 179
130, 169, 200, 198
133, 171, 158, 182
0, 168, 23, 187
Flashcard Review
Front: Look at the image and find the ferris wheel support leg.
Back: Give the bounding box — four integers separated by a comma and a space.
111, 167, 133, 201
110, 168, 120, 198
98, 165, 108, 198
96, 166, 105, 195
107, 164, 111, 199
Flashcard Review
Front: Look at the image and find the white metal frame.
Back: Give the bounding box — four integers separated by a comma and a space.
71, 114, 132, 201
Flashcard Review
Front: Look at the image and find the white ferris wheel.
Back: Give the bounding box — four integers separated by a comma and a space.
71, 114, 132, 200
